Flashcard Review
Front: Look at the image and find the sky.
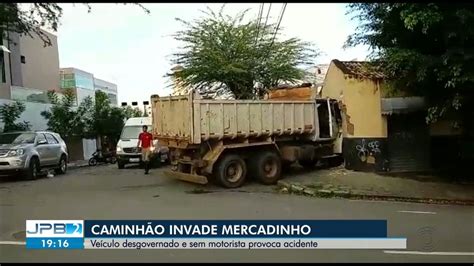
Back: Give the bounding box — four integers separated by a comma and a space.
56, 3, 370, 104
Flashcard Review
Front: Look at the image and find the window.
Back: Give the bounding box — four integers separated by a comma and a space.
75, 73, 94, 90
11, 86, 51, 103
45, 133, 59, 144
0, 133, 35, 144
36, 133, 47, 144
20, 55, 26, 64
60, 73, 76, 89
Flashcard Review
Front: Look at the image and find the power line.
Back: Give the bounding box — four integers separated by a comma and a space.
255, 3, 264, 45
261, 2, 287, 89
270, 3, 287, 48
263, 3, 272, 31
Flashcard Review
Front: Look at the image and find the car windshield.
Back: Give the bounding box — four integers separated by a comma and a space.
120, 126, 151, 139
0, 133, 36, 145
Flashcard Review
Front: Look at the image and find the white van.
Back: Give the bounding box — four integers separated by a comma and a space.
116, 117, 169, 169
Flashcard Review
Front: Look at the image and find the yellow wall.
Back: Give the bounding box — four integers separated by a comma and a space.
322, 62, 387, 138
321, 63, 344, 100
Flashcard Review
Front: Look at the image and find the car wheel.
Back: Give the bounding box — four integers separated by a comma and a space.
118, 161, 125, 169
55, 155, 68, 175
25, 157, 40, 180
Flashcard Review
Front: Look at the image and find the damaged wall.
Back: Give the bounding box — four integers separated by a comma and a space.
322, 61, 389, 172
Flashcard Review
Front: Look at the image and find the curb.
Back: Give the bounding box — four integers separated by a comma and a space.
276, 181, 474, 206
68, 163, 90, 171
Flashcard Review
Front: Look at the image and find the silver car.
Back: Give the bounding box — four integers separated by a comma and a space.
0, 131, 68, 179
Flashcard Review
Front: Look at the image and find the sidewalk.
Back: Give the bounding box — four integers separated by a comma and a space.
68, 160, 89, 170
277, 166, 474, 205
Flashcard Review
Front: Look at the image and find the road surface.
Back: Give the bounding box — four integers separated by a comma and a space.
0, 164, 472, 262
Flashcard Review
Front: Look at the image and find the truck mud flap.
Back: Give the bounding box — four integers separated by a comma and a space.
163, 170, 208, 185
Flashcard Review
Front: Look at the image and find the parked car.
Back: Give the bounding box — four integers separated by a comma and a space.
0, 131, 68, 179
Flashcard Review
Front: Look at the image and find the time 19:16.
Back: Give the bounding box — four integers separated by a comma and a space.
42, 239, 69, 248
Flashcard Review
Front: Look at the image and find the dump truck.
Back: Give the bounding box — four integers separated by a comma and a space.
151, 90, 343, 188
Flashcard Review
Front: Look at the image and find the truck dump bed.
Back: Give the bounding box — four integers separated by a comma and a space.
152, 92, 322, 146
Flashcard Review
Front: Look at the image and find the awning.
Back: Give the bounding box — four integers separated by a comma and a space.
381, 97, 425, 115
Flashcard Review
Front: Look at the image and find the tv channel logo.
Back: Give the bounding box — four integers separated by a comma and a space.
26, 220, 84, 238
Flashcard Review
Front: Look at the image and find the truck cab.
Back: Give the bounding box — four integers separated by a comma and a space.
116, 117, 169, 169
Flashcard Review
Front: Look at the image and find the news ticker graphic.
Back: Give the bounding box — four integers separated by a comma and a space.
26, 220, 407, 250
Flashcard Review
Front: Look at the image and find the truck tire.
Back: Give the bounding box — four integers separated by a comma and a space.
251, 151, 282, 185
214, 154, 247, 188
25, 157, 40, 180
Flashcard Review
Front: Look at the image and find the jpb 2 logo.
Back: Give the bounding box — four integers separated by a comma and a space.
26, 220, 83, 238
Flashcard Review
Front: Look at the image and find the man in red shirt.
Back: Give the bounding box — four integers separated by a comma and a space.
137, 125, 154, 174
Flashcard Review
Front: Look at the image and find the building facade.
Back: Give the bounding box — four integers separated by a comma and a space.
1, 30, 60, 103
94, 77, 118, 106
60, 67, 118, 106
321, 59, 462, 173
0, 30, 97, 160
0, 30, 60, 132
60, 67, 95, 105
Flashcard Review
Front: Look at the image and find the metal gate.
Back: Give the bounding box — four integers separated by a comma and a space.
387, 114, 430, 172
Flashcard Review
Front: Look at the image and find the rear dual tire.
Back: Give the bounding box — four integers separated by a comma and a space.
249, 151, 282, 185
214, 150, 282, 188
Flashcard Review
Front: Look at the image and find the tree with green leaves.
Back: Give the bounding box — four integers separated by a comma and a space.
40, 88, 84, 138
172, 6, 318, 99
122, 105, 144, 119
41, 89, 126, 147
346, 3, 474, 135
0, 101, 31, 132
91, 91, 125, 145
0, 3, 149, 46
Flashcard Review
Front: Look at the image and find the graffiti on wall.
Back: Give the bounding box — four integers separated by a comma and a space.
355, 139, 381, 164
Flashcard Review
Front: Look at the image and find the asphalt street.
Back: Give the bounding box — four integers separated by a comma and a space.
0, 164, 472, 262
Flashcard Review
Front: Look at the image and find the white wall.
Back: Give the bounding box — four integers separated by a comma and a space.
0, 99, 51, 131
82, 138, 97, 160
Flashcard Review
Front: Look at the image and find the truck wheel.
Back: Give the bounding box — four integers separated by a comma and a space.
252, 151, 282, 185
299, 159, 318, 169
118, 161, 125, 169
25, 157, 40, 180
215, 154, 247, 188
